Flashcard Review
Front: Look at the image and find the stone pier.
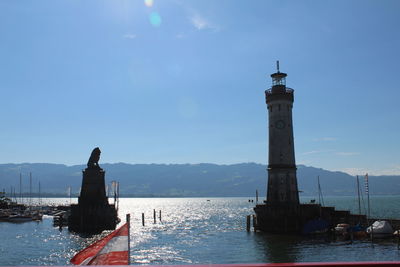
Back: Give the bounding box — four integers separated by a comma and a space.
254, 203, 368, 233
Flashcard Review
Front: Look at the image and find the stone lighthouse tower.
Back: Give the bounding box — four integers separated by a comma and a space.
255, 63, 364, 233
254, 62, 301, 233
266, 61, 299, 205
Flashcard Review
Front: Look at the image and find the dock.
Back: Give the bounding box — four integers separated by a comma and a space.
254, 203, 400, 234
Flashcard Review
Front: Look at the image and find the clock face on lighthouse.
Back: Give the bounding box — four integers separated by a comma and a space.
275, 120, 285, 129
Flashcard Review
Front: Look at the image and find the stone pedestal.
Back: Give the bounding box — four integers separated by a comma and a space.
68, 168, 118, 234
79, 169, 108, 205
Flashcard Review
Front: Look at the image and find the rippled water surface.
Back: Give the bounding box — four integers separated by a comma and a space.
1, 197, 400, 265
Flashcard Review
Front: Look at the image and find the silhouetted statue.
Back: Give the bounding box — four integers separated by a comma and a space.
69, 146, 118, 234
87, 147, 102, 169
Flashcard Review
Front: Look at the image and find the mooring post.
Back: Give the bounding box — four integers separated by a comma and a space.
256, 190, 259, 204
159, 210, 162, 221
252, 214, 257, 232
142, 213, 145, 226
153, 209, 156, 224
246, 215, 251, 232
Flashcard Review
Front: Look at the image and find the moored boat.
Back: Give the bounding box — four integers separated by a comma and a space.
0, 210, 10, 221
8, 214, 33, 223
302, 218, 330, 235
335, 223, 350, 235
367, 220, 393, 238
348, 224, 368, 239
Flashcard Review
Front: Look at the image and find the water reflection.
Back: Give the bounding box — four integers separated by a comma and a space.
254, 233, 301, 263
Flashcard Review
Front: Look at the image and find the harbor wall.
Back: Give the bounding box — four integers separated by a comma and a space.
254, 203, 369, 233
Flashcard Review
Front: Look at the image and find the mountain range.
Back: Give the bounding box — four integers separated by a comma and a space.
0, 163, 399, 197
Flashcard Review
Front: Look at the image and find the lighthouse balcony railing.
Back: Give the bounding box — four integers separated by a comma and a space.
265, 87, 294, 95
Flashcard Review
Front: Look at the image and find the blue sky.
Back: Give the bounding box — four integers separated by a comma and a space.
0, 0, 399, 175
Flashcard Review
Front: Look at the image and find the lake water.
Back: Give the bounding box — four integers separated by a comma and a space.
1, 196, 400, 265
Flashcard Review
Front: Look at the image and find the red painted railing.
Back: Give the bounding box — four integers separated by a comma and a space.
142, 264, 400, 267
27, 262, 400, 267
15, 263, 400, 267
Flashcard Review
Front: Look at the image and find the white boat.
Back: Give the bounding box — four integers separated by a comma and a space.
366, 220, 393, 238
335, 223, 350, 235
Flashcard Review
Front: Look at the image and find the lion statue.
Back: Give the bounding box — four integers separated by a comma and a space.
87, 147, 102, 169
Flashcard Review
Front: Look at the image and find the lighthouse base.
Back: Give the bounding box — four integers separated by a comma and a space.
254, 203, 367, 234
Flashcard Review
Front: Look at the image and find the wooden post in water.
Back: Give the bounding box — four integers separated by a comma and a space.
153, 209, 156, 224
142, 213, 145, 226
252, 215, 257, 232
256, 190, 259, 204
159, 210, 162, 221
246, 215, 251, 232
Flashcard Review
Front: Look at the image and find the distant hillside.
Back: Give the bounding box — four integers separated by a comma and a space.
0, 163, 399, 197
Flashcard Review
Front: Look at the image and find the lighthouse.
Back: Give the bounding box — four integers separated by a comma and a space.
265, 61, 299, 205
254, 63, 371, 234
254, 62, 302, 233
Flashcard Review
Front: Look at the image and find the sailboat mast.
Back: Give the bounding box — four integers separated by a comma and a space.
317, 176, 321, 205
68, 186, 72, 204
366, 173, 371, 219
113, 181, 117, 205
317, 176, 324, 206
19, 173, 22, 204
117, 182, 120, 211
356, 175, 361, 214
38, 181, 41, 206
29, 172, 32, 206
